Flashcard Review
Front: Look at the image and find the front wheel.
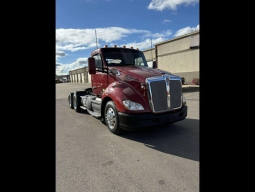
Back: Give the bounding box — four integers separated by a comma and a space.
105, 101, 123, 135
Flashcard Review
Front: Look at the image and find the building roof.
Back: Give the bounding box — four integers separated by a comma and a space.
154, 30, 199, 46
142, 47, 155, 52
69, 66, 87, 72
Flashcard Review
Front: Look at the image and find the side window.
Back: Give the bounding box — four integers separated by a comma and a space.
135, 57, 144, 66
93, 54, 102, 68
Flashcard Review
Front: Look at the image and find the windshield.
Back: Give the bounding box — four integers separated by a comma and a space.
103, 48, 148, 67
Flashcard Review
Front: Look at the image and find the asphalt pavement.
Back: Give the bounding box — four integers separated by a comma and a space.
56, 83, 199, 192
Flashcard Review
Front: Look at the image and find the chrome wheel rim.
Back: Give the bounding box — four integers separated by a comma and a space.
106, 108, 116, 129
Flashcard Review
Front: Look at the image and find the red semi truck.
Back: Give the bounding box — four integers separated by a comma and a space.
68, 45, 187, 134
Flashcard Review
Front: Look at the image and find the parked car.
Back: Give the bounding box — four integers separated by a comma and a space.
56, 79, 62, 83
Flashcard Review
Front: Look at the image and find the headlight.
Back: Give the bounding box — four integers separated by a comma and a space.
182, 95, 186, 105
122, 100, 144, 110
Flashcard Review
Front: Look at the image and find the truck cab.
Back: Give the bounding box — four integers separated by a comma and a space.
68, 45, 187, 135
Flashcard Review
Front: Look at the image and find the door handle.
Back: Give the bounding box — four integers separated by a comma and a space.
93, 86, 97, 89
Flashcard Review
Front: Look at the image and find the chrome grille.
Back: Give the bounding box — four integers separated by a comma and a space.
150, 81, 167, 111
146, 75, 182, 113
170, 80, 182, 109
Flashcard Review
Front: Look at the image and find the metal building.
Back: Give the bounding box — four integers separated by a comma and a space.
69, 67, 91, 83
143, 30, 199, 84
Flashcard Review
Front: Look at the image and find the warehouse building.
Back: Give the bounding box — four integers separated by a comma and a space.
69, 30, 199, 84
69, 67, 91, 83
143, 30, 199, 84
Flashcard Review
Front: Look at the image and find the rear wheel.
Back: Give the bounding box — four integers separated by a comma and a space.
105, 101, 123, 135
68, 93, 74, 109
73, 93, 81, 112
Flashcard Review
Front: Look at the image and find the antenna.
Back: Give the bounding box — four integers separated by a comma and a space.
151, 39, 153, 62
95, 30, 98, 49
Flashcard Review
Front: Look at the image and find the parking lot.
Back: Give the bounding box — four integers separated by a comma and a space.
56, 83, 199, 192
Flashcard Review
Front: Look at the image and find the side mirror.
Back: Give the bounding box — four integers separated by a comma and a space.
153, 61, 157, 68
88, 57, 96, 74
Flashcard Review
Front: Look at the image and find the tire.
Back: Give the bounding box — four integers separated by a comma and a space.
73, 93, 82, 112
68, 93, 74, 109
105, 101, 123, 135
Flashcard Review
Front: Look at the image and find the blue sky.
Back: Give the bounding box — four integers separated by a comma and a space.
56, 0, 199, 75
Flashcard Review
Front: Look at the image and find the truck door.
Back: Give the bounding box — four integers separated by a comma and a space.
91, 54, 108, 97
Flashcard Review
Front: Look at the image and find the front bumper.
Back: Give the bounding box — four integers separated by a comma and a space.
118, 105, 187, 131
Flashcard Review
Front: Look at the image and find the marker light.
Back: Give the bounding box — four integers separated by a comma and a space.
130, 47, 133, 49
114, 45, 117, 48
104, 45, 108, 48
123, 45, 126, 48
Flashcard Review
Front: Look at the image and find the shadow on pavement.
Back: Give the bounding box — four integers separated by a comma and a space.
119, 118, 199, 161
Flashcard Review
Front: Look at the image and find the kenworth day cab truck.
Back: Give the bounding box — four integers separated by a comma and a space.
68, 45, 187, 135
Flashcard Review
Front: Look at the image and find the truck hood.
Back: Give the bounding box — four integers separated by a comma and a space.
112, 66, 176, 83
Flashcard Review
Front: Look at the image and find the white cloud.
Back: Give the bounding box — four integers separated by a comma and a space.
56, 51, 66, 60
124, 37, 166, 51
56, 43, 97, 52
56, 27, 174, 53
174, 24, 199, 37
56, 57, 88, 75
162, 19, 171, 24
148, 0, 199, 11
143, 30, 172, 38
56, 63, 63, 66
56, 27, 150, 52
56, 51, 66, 57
